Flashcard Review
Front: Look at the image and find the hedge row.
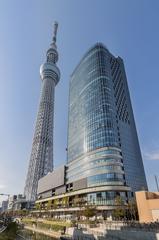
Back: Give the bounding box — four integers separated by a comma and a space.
22, 219, 65, 232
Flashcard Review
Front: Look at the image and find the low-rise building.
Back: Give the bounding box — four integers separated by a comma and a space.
136, 191, 159, 223
8, 194, 30, 211
0, 200, 8, 213
37, 165, 66, 199
8, 195, 17, 210
36, 165, 131, 219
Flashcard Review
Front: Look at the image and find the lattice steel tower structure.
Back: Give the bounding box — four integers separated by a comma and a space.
24, 22, 60, 201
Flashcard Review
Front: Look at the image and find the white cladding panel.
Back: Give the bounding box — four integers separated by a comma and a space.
37, 165, 65, 194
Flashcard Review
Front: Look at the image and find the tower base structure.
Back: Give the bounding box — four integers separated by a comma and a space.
35, 163, 131, 220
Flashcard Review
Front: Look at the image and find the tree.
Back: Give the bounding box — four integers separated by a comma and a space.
53, 198, 59, 208
73, 195, 80, 206
112, 196, 126, 220
83, 206, 96, 220
127, 199, 138, 220
35, 203, 41, 210
62, 197, 69, 207
47, 200, 52, 210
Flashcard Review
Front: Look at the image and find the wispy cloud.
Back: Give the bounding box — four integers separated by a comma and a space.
144, 151, 159, 161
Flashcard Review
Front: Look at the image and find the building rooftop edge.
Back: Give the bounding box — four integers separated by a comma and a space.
70, 42, 119, 78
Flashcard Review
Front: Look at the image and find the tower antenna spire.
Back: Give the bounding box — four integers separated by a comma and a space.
53, 21, 58, 44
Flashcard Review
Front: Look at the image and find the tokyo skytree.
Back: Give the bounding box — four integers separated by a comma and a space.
24, 22, 60, 201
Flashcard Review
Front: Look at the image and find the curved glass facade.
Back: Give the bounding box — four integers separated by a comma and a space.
67, 43, 126, 189
68, 44, 118, 162
67, 146, 125, 185
87, 191, 127, 205
67, 43, 147, 195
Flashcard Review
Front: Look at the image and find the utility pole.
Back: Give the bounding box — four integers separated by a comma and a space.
154, 175, 159, 192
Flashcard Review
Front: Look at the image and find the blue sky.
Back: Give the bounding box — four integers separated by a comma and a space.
0, 0, 159, 200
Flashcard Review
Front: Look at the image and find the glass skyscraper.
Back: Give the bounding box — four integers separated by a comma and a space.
67, 43, 147, 201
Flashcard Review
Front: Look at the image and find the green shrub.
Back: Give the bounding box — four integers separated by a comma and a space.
36, 222, 64, 232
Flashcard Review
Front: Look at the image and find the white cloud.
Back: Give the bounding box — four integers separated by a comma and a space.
144, 151, 159, 161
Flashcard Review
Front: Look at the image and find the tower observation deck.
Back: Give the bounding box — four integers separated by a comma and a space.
24, 22, 60, 201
